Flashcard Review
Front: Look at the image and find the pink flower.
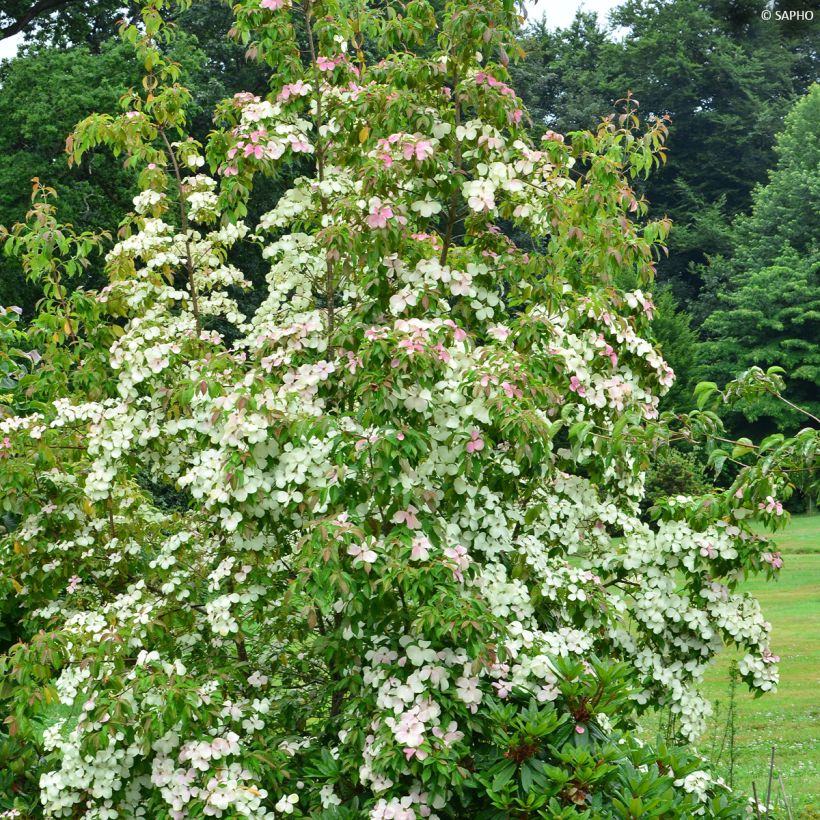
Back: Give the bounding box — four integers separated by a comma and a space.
392, 506, 420, 530
316, 56, 336, 71
433, 344, 450, 363
398, 337, 425, 355
543, 130, 565, 143
410, 536, 431, 561
416, 140, 434, 159
401, 139, 434, 161
432, 721, 464, 744
600, 341, 618, 368
488, 324, 510, 342
244, 143, 265, 159
492, 680, 512, 698
444, 545, 469, 582
394, 712, 425, 746
403, 746, 427, 761
366, 204, 394, 229
444, 320, 467, 342
762, 551, 784, 569
466, 429, 484, 454
261, 0, 284, 8
343, 351, 362, 373
278, 81, 310, 101
759, 496, 784, 515
66, 575, 81, 594
289, 136, 311, 153
347, 542, 377, 565
569, 376, 586, 397
575, 725, 585, 734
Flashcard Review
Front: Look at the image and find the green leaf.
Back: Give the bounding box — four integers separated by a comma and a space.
491, 760, 517, 791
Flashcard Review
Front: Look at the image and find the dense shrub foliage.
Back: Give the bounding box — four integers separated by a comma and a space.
0, 0, 817, 816
642, 449, 711, 516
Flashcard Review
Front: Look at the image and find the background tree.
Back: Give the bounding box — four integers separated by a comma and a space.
513, 0, 819, 309
0, 0, 274, 315
698, 86, 820, 434
511, 12, 615, 138
0, 1, 135, 48
0, 42, 140, 310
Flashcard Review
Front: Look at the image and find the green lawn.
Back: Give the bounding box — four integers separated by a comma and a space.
644, 515, 820, 816
761, 513, 820, 555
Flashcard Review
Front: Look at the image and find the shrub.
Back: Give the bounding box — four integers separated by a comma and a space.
643, 448, 711, 515
0, 0, 815, 816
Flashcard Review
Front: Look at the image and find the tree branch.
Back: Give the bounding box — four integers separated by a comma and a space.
158, 127, 202, 334
0, 0, 83, 41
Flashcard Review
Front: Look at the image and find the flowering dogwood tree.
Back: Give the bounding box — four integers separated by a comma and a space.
1, 0, 817, 817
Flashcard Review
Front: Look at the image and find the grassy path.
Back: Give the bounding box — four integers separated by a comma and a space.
700, 545, 819, 816
644, 515, 820, 815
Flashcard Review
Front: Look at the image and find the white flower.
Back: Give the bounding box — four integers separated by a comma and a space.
248, 671, 269, 688
410, 198, 442, 217
275, 793, 299, 813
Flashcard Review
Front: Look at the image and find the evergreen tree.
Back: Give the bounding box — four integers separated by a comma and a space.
651, 288, 700, 412
699, 85, 820, 433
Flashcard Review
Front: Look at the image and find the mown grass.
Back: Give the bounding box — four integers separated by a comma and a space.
759, 512, 820, 555
642, 515, 820, 816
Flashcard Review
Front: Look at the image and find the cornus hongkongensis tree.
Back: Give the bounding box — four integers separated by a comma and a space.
0, 0, 817, 817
